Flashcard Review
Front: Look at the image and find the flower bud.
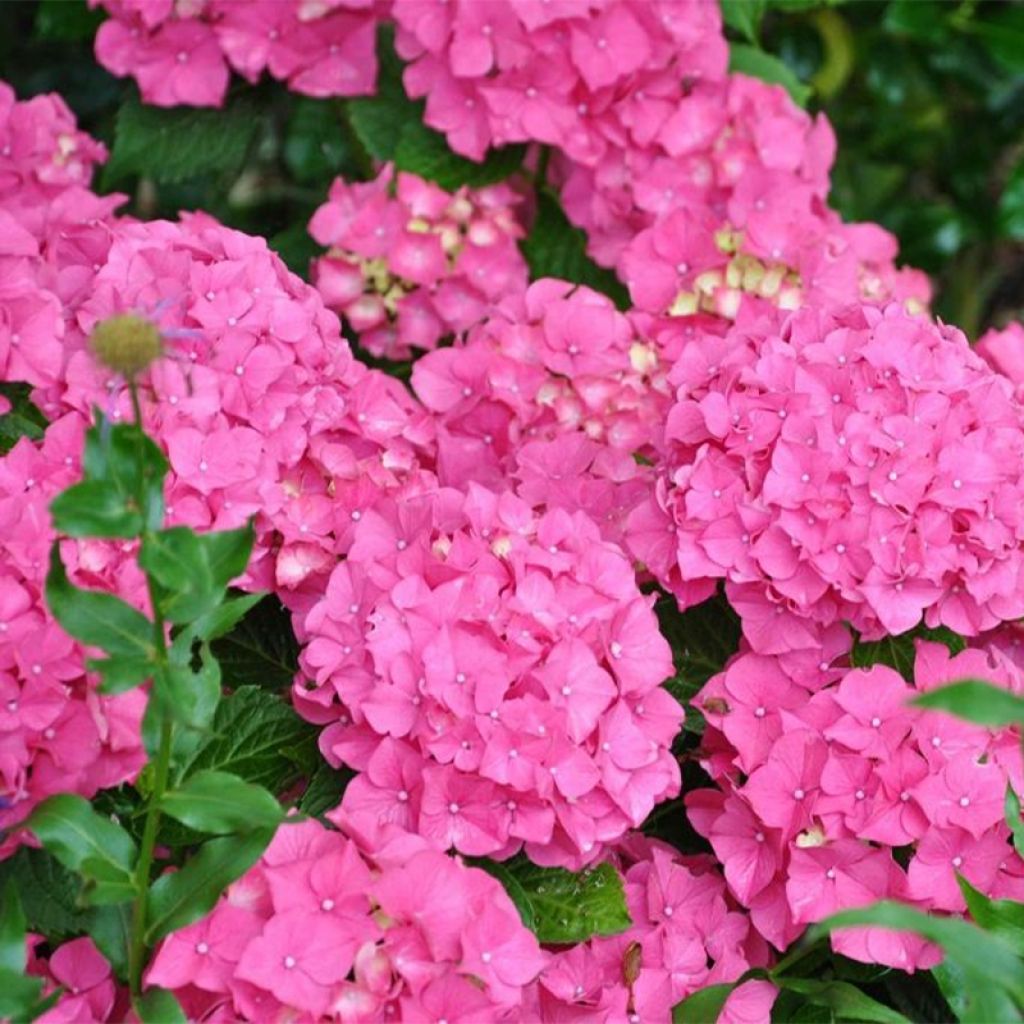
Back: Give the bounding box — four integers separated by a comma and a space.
89, 313, 162, 376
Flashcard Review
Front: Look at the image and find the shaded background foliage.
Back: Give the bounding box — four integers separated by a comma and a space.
3, 0, 1023, 339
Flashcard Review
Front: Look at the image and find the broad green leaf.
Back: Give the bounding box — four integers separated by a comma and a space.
26, 794, 138, 905
34, 0, 103, 41
162, 770, 283, 834
46, 546, 154, 659
152, 645, 222, 731
912, 679, 1024, 726
777, 978, 910, 1023
87, 653, 154, 695
394, 121, 526, 190
87, 903, 132, 982
139, 527, 215, 624
50, 480, 144, 538
173, 686, 316, 791
186, 592, 264, 645
283, 97, 356, 186
145, 829, 275, 943
103, 92, 259, 187
851, 624, 966, 681
0, 880, 27, 974
210, 597, 300, 692
1007, 785, 1024, 860
673, 981, 737, 1023
0, 967, 47, 1021
729, 43, 812, 107
932, 956, 1020, 1024
957, 875, 1024, 957
0, 383, 46, 453
501, 859, 631, 944
721, 0, 767, 43
201, 523, 255, 590
812, 902, 1024, 1007
345, 26, 410, 162
0, 848, 90, 942
298, 762, 352, 819
78, 856, 139, 906
137, 987, 188, 1024
520, 191, 630, 310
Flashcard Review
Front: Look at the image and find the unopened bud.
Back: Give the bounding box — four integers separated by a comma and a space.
89, 313, 162, 376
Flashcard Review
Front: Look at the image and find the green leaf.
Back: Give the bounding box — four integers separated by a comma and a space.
0, 880, 27, 974
501, 859, 631, 944
912, 679, 1024, 726
520, 191, 630, 310
78, 856, 139, 906
0, 848, 91, 943
776, 978, 910, 1023
50, 480, 145, 538
162, 770, 284, 834
673, 981, 737, 1023
721, 0, 767, 43
931, 956, 1021, 1024
812, 902, 1024, 1009
173, 686, 315, 792
139, 527, 215, 624
87, 903, 132, 982
298, 762, 352, 819
34, 0, 103, 41
970, 6, 1024, 75
999, 156, 1024, 241
0, 383, 46, 454
152, 645, 222, 731
957, 875, 1024, 957
87, 654, 154, 695
729, 43, 812, 107
186, 592, 264, 645
1007, 785, 1024, 860
345, 26, 410, 162
0, 967, 47, 1022
201, 523, 255, 590
210, 597, 300, 692
283, 97, 356, 186
851, 624, 965, 681
394, 121, 526, 191
137, 987, 187, 1024
26, 794, 138, 906
882, 0, 951, 44
103, 92, 259, 187
145, 829, 275, 944
46, 546, 154, 659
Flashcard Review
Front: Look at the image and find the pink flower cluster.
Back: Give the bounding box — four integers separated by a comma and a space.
146, 818, 546, 1021
310, 164, 528, 360
297, 484, 682, 869
27, 935, 123, 1024
977, 320, 1024, 396
393, 0, 728, 163
530, 835, 770, 1021
689, 640, 1024, 970
631, 301, 1024, 657
92, 0, 384, 107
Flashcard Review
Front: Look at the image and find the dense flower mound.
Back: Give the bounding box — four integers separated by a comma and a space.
977, 320, 1024, 395
392, 0, 728, 163
620, 197, 931, 324
295, 483, 682, 869
689, 640, 1024, 969
554, 72, 835, 268
528, 835, 770, 1020
0, 414, 147, 849
91, 0, 384, 107
310, 164, 529, 360
146, 818, 547, 1021
631, 301, 1024, 656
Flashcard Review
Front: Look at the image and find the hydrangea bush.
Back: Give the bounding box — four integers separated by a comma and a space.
2, 1, 1024, 1022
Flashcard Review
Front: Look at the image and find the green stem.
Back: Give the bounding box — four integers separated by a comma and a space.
125, 376, 174, 1003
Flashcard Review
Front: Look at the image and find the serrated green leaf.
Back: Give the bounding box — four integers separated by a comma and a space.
173, 686, 315, 792
145, 829, 274, 944
298, 762, 352, 819
729, 43, 812, 106
46, 546, 154, 658
394, 121, 525, 190
470, 859, 537, 934
103, 93, 259, 187
0, 848, 91, 943
912, 679, 1024, 726
26, 794, 137, 903
210, 597, 300, 692
283, 97, 355, 186
851, 624, 965, 681
520, 191, 630, 310
137, 987, 187, 1024
162, 770, 283, 834
186, 592, 265, 645
501, 859, 631, 944
0, 383, 46, 454
722, 0, 767, 43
